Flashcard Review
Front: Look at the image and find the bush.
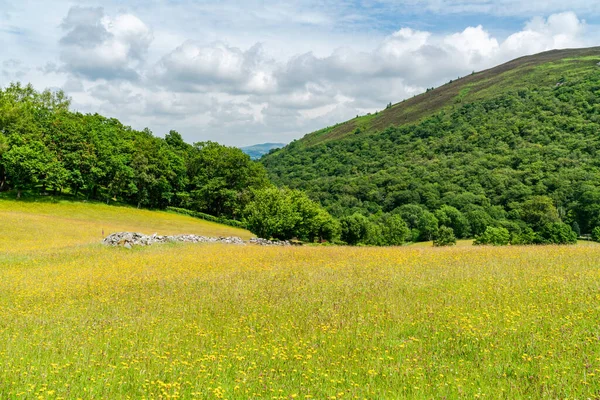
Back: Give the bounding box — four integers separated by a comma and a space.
474, 226, 510, 246
536, 222, 577, 245
243, 187, 338, 241
510, 226, 536, 245
591, 226, 600, 242
433, 226, 456, 247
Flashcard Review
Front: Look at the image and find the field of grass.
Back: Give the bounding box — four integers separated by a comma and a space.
2, 201, 600, 398
0, 200, 252, 254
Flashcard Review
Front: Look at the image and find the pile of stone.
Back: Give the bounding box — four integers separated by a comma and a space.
102, 232, 291, 248
102, 232, 245, 249
248, 237, 292, 246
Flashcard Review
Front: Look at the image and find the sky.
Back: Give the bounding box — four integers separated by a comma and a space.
2, 1, 600, 147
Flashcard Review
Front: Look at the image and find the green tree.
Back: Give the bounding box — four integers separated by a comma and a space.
518, 196, 560, 231
243, 187, 300, 240
465, 209, 494, 236
3, 141, 51, 198
379, 214, 411, 245
396, 204, 439, 241
310, 208, 341, 243
340, 213, 373, 245
188, 142, 269, 219
434, 205, 471, 238
243, 187, 337, 241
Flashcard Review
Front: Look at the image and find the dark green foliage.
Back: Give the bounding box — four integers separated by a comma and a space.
395, 204, 438, 241
262, 53, 600, 239
465, 208, 495, 236
518, 196, 560, 231
242, 187, 299, 240
185, 141, 270, 219
0, 83, 268, 224
591, 226, 600, 242
379, 214, 411, 246
433, 226, 456, 247
243, 187, 338, 241
536, 222, 578, 245
339, 212, 412, 246
572, 221, 581, 237
2, 141, 52, 198
508, 225, 537, 245
434, 205, 471, 239
474, 227, 510, 246
340, 213, 373, 245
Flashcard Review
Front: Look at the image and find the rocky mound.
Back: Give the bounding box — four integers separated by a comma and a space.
103, 232, 291, 248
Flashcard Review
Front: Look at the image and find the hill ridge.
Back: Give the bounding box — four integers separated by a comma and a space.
297, 47, 600, 147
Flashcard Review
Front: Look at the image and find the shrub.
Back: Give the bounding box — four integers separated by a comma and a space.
433, 226, 456, 247
536, 222, 577, 245
474, 226, 510, 246
510, 226, 536, 245
243, 187, 338, 241
591, 226, 600, 242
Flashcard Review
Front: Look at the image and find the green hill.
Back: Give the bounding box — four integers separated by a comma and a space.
262, 47, 600, 237
296, 47, 600, 146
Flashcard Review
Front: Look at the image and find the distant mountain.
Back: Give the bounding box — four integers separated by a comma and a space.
241, 143, 286, 159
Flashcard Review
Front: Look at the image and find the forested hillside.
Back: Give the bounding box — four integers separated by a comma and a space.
262, 49, 600, 243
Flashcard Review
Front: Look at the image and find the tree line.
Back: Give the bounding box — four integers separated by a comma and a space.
0, 83, 338, 242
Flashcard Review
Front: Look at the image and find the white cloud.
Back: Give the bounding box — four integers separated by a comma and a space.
151, 41, 277, 94
59, 6, 153, 80
500, 12, 586, 57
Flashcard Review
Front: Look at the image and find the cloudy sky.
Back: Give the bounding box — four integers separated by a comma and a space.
2, 1, 600, 146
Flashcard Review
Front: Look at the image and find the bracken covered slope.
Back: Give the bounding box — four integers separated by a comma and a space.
295, 47, 600, 146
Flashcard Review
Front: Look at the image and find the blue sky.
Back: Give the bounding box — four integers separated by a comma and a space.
2, 1, 599, 146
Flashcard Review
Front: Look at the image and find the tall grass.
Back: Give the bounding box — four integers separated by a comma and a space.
1, 201, 600, 398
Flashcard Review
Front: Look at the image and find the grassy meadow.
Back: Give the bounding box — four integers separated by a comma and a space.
2, 201, 600, 398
